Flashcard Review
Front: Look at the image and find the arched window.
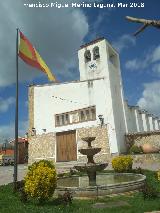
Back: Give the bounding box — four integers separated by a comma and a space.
93, 46, 100, 60
84, 50, 91, 63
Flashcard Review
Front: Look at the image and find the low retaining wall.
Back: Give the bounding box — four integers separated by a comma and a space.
132, 153, 160, 164
125, 131, 160, 151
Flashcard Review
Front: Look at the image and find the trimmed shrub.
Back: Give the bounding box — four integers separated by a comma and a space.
24, 160, 57, 202
129, 145, 143, 154
112, 155, 133, 172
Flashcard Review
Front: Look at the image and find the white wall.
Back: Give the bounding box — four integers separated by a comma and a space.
148, 115, 154, 131
136, 110, 144, 132
141, 112, 149, 131
124, 104, 137, 133
155, 119, 159, 130
34, 79, 107, 134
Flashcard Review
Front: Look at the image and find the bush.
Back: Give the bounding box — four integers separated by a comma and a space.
58, 189, 73, 206
24, 160, 57, 202
141, 182, 159, 199
158, 170, 160, 181
112, 155, 133, 172
129, 145, 143, 154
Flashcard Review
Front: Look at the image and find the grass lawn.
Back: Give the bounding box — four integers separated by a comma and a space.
0, 170, 160, 213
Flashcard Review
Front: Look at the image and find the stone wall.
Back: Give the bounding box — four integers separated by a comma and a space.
77, 125, 111, 163
132, 153, 160, 164
28, 125, 110, 165
28, 132, 56, 164
125, 131, 160, 151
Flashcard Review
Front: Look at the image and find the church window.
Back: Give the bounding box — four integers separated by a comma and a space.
91, 107, 96, 120
65, 114, 69, 124
55, 106, 96, 127
84, 50, 91, 63
55, 116, 60, 126
85, 109, 90, 120
93, 46, 100, 60
80, 110, 85, 121
61, 114, 65, 125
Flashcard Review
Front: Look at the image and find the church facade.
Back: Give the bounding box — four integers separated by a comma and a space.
28, 38, 160, 164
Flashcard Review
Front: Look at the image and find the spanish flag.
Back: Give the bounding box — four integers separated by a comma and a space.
18, 31, 56, 81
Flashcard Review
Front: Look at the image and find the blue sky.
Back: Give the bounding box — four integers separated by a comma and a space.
0, 0, 160, 141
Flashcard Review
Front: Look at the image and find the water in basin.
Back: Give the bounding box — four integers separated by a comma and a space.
57, 173, 141, 188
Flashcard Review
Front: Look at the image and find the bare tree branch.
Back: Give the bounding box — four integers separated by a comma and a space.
126, 16, 160, 36
133, 24, 148, 36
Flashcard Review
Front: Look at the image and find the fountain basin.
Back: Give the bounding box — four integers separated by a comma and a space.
74, 163, 108, 173
81, 137, 96, 143
79, 148, 101, 156
56, 173, 146, 198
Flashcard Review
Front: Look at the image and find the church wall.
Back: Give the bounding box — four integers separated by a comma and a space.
77, 125, 111, 163
124, 104, 137, 133
107, 61, 127, 153
141, 112, 148, 131
33, 79, 109, 135
152, 118, 156, 130
28, 132, 56, 165
148, 115, 154, 131
28, 126, 110, 164
146, 114, 150, 131
136, 110, 144, 132
155, 119, 159, 130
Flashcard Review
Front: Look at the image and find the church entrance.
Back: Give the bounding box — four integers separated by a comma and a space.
56, 130, 77, 162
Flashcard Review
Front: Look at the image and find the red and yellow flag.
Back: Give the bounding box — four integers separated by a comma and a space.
18, 31, 56, 81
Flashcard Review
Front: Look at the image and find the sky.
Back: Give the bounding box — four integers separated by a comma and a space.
0, 0, 160, 142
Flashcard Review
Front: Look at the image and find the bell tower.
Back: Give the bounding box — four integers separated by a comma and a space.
78, 37, 120, 81
78, 38, 127, 153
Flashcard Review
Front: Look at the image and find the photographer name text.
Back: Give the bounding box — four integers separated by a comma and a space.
24, 2, 145, 9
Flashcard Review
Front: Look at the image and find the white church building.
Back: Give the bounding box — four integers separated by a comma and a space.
28, 38, 160, 164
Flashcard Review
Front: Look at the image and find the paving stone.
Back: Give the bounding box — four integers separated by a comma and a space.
92, 200, 130, 209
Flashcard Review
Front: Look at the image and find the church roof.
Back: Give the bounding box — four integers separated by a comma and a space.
28, 77, 105, 88
80, 37, 105, 49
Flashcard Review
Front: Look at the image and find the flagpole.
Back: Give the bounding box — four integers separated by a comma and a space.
14, 28, 19, 191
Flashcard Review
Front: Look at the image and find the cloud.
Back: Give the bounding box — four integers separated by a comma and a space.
152, 63, 160, 75
113, 34, 136, 53
137, 81, 160, 116
125, 56, 150, 71
0, 120, 28, 141
0, 97, 15, 113
152, 45, 160, 62
0, 0, 89, 87
125, 45, 160, 71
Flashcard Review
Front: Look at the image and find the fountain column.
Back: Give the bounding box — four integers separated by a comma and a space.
74, 137, 108, 186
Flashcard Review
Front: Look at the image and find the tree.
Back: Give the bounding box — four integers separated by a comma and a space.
126, 16, 160, 36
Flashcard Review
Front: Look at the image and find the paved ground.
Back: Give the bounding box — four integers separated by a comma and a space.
0, 164, 27, 186
0, 162, 159, 186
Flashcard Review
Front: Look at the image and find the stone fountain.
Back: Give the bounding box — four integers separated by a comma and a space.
74, 137, 108, 186
56, 136, 146, 198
